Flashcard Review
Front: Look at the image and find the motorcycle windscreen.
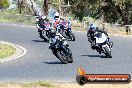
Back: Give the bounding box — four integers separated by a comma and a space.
95, 33, 107, 44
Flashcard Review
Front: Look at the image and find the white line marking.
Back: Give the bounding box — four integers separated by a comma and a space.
0, 41, 27, 63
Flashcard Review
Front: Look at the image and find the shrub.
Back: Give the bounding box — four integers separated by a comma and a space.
0, 0, 10, 9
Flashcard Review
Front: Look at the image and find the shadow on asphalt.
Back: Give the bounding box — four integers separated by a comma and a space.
81, 54, 108, 58
43, 61, 64, 64
32, 40, 49, 43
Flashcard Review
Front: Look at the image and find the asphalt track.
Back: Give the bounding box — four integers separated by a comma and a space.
0, 23, 132, 82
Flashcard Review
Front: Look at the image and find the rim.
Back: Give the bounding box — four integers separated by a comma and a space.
42, 30, 45, 36
60, 50, 67, 61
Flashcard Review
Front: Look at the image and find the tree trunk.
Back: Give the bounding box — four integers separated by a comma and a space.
43, 0, 49, 16
18, 0, 22, 14
29, 0, 38, 15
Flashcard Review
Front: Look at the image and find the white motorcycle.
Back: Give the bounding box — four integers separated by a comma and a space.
91, 32, 113, 58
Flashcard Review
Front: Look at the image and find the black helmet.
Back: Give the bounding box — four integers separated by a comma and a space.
50, 30, 56, 38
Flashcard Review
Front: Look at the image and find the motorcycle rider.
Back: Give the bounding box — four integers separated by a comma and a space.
49, 29, 66, 49
87, 23, 97, 42
36, 13, 46, 39
49, 28, 73, 63
53, 12, 72, 35
36, 13, 51, 41
53, 11, 60, 23
88, 23, 107, 35
88, 23, 108, 40
88, 23, 112, 50
52, 12, 64, 36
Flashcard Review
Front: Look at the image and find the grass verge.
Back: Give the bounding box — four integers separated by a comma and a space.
0, 82, 132, 88
0, 43, 16, 59
21, 81, 53, 88
0, 81, 54, 88
0, 9, 36, 25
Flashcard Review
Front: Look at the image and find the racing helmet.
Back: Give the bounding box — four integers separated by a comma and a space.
89, 23, 96, 32
42, 16, 46, 20
54, 12, 60, 19
37, 13, 43, 18
50, 30, 56, 38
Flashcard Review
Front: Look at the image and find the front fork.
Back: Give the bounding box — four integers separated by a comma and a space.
107, 37, 113, 48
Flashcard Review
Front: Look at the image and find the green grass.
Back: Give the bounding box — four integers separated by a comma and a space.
0, 81, 54, 88
0, 43, 16, 59
21, 81, 53, 87
0, 9, 36, 25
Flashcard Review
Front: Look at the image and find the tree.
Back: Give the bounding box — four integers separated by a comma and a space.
17, 0, 38, 15
0, 0, 10, 9
65, 0, 132, 24
113, 0, 132, 24
43, 0, 49, 16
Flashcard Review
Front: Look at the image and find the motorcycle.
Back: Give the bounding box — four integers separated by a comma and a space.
91, 32, 113, 58
54, 21, 75, 41
49, 31, 73, 64
39, 22, 52, 42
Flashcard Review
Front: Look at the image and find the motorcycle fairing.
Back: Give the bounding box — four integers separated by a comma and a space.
95, 33, 107, 44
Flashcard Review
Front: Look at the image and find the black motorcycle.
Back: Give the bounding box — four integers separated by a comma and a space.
49, 30, 73, 64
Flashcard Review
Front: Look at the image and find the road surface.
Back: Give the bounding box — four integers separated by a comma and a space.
0, 23, 132, 82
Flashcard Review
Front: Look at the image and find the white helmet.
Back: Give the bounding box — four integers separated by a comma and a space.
42, 16, 46, 20
37, 13, 43, 18
54, 12, 60, 19
54, 12, 59, 16
38, 13, 42, 15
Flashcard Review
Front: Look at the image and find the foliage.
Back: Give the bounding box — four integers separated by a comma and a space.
0, 0, 10, 9
65, 0, 132, 24
0, 9, 36, 25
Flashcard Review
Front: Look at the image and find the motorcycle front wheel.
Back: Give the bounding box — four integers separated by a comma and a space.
41, 30, 49, 42
56, 50, 68, 64
70, 32, 75, 41
104, 46, 112, 58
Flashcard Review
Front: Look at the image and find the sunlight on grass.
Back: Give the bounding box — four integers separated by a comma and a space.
0, 81, 54, 88
0, 44, 16, 59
